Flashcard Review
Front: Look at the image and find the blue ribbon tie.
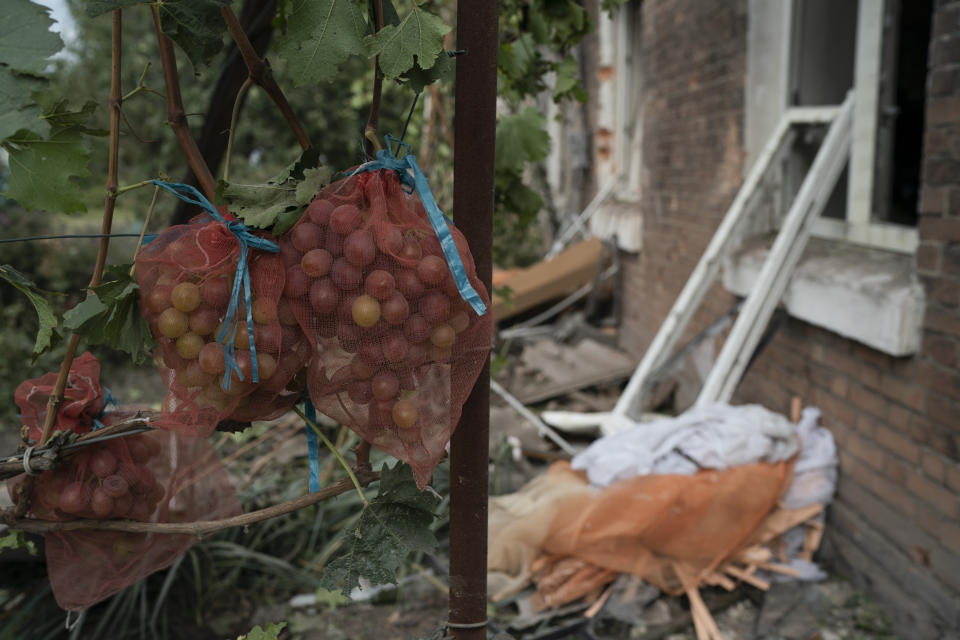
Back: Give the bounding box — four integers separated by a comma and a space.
151, 180, 279, 389
347, 136, 487, 316
304, 400, 321, 493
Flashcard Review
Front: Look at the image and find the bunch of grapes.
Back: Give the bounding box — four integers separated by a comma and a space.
138, 228, 311, 425
32, 435, 165, 521
280, 187, 478, 448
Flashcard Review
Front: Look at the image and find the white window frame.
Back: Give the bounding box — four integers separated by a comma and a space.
749, 0, 919, 255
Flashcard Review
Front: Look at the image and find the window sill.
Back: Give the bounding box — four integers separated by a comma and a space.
722, 236, 925, 356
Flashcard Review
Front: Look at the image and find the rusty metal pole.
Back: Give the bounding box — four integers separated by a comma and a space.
448, 1, 498, 639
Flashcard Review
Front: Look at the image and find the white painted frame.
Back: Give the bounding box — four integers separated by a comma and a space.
810, 0, 918, 253
749, 0, 918, 254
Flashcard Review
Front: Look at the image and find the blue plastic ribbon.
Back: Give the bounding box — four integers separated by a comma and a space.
91, 386, 119, 431
347, 136, 487, 316
304, 400, 321, 493
151, 180, 279, 389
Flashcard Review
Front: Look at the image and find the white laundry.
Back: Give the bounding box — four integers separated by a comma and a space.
571, 403, 800, 487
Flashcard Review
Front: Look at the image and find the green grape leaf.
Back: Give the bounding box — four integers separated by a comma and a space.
0, 69, 49, 142
399, 50, 455, 93
365, 5, 450, 79
320, 462, 440, 595
553, 55, 587, 102
63, 266, 156, 364
0, 264, 60, 357
84, 0, 230, 67
294, 167, 332, 205
494, 107, 550, 175
238, 622, 287, 640
216, 149, 331, 230
2, 128, 92, 213
0, 0, 64, 74
274, 0, 369, 86
158, 0, 232, 67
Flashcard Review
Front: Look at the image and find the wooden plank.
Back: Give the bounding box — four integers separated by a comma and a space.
724, 564, 770, 591
492, 237, 607, 321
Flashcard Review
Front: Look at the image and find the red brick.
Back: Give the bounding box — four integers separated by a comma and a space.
851, 343, 894, 371
943, 243, 960, 275
855, 411, 878, 437
924, 158, 960, 185
917, 242, 942, 272
948, 186, 960, 216
906, 469, 960, 518
884, 456, 908, 484
850, 384, 890, 419
914, 501, 945, 540
920, 215, 960, 242
919, 185, 947, 213
876, 424, 921, 464
909, 416, 959, 460
879, 373, 927, 412
932, 36, 960, 68
921, 452, 947, 482
928, 363, 960, 401
923, 334, 957, 367
939, 522, 960, 554
846, 431, 887, 470
921, 276, 960, 308
924, 307, 960, 337
829, 375, 849, 398
812, 387, 859, 429
926, 96, 960, 126
887, 404, 915, 431
947, 464, 960, 492
933, 4, 960, 39
927, 391, 960, 429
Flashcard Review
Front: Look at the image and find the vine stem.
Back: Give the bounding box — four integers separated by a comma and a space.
293, 406, 369, 507
220, 6, 312, 152
152, 5, 217, 200
129, 185, 161, 276
2, 470, 380, 537
15, 9, 126, 517
364, 0, 385, 159
223, 77, 253, 181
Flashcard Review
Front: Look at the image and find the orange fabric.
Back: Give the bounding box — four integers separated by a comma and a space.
540, 460, 794, 595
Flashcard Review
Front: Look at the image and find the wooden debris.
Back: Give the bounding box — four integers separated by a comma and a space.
492, 237, 608, 321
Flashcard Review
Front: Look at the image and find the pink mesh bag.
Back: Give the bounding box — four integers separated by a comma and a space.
282, 146, 492, 488
7, 354, 241, 611
135, 181, 310, 436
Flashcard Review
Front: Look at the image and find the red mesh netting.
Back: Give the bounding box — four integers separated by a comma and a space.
15, 351, 105, 436
283, 170, 493, 487
7, 355, 241, 611
135, 214, 310, 437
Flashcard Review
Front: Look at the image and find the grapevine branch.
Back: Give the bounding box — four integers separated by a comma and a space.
151, 5, 217, 200
14, 10, 125, 517
2, 469, 380, 538
364, 0, 386, 159
221, 6, 312, 152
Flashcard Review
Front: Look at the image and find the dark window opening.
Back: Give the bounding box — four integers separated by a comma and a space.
875, 0, 932, 226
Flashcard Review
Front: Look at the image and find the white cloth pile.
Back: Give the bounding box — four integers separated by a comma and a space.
572, 403, 801, 487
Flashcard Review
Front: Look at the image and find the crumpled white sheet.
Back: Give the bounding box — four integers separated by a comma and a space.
781, 407, 838, 509
572, 403, 800, 487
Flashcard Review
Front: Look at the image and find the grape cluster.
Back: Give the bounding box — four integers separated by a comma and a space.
33, 436, 164, 521
281, 193, 476, 444
139, 229, 310, 422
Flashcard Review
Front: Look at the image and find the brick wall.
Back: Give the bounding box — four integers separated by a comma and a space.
618, 0, 745, 358
616, 0, 960, 635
